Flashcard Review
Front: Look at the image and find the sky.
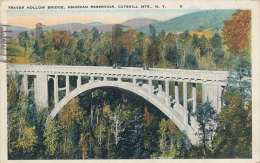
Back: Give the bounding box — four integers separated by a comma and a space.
7, 9, 203, 28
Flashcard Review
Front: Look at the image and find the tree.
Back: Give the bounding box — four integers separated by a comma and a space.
110, 104, 131, 145
16, 126, 38, 158
112, 26, 123, 66
211, 90, 252, 158
116, 47, 129, 67
147, 36, 160, 67
193, 98, 216, 155
44, 118, 62, 158
72, 31, 79, 38
158, 118, 167, 151
222, 10, 251, 55
211, 33, 222, 49
176, 131, 190, 158
7, 75, 18, 108
211, 56, 252, 158
58, 97, 84, 156
91, 27, 99, 40
79, 133, 91, 159
198, 35, 209, 56
192, 33, 200, 49
167, 119, 177, 150
226, 57, 251, 102
30, 31, 35, 38
123, 29, 137, 54
184, 53, 198, 69
143, 107, 154, 150
18, 31, 29, 52
33, 40, 40, 56
165, 47, 182, 68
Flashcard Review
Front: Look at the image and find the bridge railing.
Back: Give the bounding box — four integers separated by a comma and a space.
7, 64, 229, 85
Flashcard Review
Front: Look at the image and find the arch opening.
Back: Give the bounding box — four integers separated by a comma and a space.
49, 81, 199, 145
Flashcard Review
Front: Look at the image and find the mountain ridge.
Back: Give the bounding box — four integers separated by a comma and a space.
137, 9, 237, 34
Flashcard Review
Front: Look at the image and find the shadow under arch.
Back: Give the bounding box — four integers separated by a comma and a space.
49, 81, 199, 145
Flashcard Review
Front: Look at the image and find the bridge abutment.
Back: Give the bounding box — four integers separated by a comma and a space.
202, 83, 224, 113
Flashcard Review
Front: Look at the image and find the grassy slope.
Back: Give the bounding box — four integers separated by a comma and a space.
7, 40, 25, 56
137, 9, 236, 34
7, 40, 27, 64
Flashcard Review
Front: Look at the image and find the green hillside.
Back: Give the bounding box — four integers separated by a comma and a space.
7, 26, 30, 31
137, 9, 236, 34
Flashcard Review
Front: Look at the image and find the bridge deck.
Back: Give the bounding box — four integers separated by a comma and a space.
7, 64, 229, 85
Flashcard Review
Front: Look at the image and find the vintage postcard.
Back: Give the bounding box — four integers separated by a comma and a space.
0, 0, 259, 162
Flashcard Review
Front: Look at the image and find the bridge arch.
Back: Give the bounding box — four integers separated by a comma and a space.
49, 81, 200, 145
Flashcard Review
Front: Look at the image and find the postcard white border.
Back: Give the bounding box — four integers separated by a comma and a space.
0, 0, 259, 163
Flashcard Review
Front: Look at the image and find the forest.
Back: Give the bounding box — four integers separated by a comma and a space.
7, 10, 252, 159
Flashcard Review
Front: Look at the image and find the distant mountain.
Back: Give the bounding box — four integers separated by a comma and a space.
137, 9, 236, 34
7, 26, 30, 31
121, 18, 160, 29
7, 10, 236, 40
42, 23, 91, 32
86, 22, 104, 26
7, 18, 161, 39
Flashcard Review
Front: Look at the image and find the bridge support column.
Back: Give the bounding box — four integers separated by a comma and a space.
132, 78, 136, 84
183, 81, 188, 126
193, 83, 197, 112
22, 74, 28, 94
165, 80, 169, 106
66, 75, 69, 96
202, 83, 223, 112
54, 75, 59, 107
90, 76, 94, 83
175, 81, 179, 104
217, 86, 224, 113
34, 77, 37, 102
148, 79, 153, 94
77, 75, 81, 88
35, 74, 48, 108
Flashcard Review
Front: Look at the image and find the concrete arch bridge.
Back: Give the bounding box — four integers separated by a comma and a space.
7, 64, 229, 145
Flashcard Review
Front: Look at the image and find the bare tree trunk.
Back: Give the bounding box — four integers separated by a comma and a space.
170, 135, 173, 150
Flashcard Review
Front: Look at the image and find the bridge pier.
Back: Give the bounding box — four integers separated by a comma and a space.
77, 75, 81, 88
148, 79, 153, 94
175, 81, 179, 104
165, 80, 169, 106
34, 74, 48, 108
22, 74, 28, 94
66, 75, 69, 96
218, 86, 224, 113
34, 77, 37, 102
90, 76, 94, 83
202, 84, 225, 113
54, 75, 59, 107
132, 78, 136, 84
183, 81, 188, 127
192, 83, 197, 113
